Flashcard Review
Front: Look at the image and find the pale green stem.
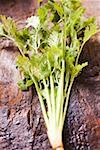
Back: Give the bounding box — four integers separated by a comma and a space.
59, 94, 64, 131
59, 73, 70, 130
35, 29, 38, 53
75, 42, 84, 65
62, 77, 74, 129
29, 72, 49, 128
43, 79, 52, 119
63, 12, 67, 57
56, 60, 65, 126
64, 72, 70, 94
50, 74, 56, 122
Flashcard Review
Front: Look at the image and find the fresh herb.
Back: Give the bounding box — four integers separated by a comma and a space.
0, 0, 98, 149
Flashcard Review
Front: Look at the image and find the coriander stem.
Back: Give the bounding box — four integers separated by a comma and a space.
35, 33, 37, 53
63, 12, 66, 57
56, 60, 65, 126
43, 78, 52, 119
62, 77, 74, 128
56, 147, 64, 150
50, 74, 55, 122
75, 43, 84, 65
29, 72, 49, 128
3, 34, 25, 56
47, 127, 63, 150
64, 72, 70, 94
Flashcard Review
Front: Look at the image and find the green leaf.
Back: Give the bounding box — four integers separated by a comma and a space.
71, 62, 88, 79
30, 53, 50, 79
26, 16, 40, 29
53, 2, 63, 17
70, 27, 80, 57
39, 54, 50, 78
48, 31, 59, 47
38, 5, 48, 23
18, 80, 28, 90
16, 56, 31, 73
78, 18, 95, 31
0, 15, 17, 37
12, 29, 30, 54
70, 7, 85, 26
30, 54, 42, 79
47, 46, 63, 69
26, 79, 34, 87
18, 78, 33, 90
83, 23, 97, 43
0, 15, 31, 54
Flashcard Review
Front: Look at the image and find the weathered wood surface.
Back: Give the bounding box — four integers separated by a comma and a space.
0, 0, 100, 150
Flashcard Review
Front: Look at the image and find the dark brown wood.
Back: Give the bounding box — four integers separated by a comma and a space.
0, 0, 100, 150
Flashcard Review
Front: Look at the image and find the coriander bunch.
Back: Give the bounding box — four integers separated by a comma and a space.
0, 0, 98, 149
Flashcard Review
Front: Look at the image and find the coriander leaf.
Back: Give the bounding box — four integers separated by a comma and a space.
47, 46, 63, 69
53, 2, 64, 17
71, 62, 88, 79
16, 56, 31, 73
26, 16, 40, 29
18, 80, 28, 90
70, 7, 85, 26
83, 23, 97, 43
48, 31, 59, 47
26, 79, 34, 87
0, 15, 17, 37
38, 5, 48, 23
30, 53, 50, 79
18, 78, 33, 90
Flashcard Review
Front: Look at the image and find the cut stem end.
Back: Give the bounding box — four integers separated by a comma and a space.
47, 128, 64, 150
55, 146, 64, 150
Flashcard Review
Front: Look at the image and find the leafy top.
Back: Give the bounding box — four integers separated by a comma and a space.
0, 0, 98, 90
